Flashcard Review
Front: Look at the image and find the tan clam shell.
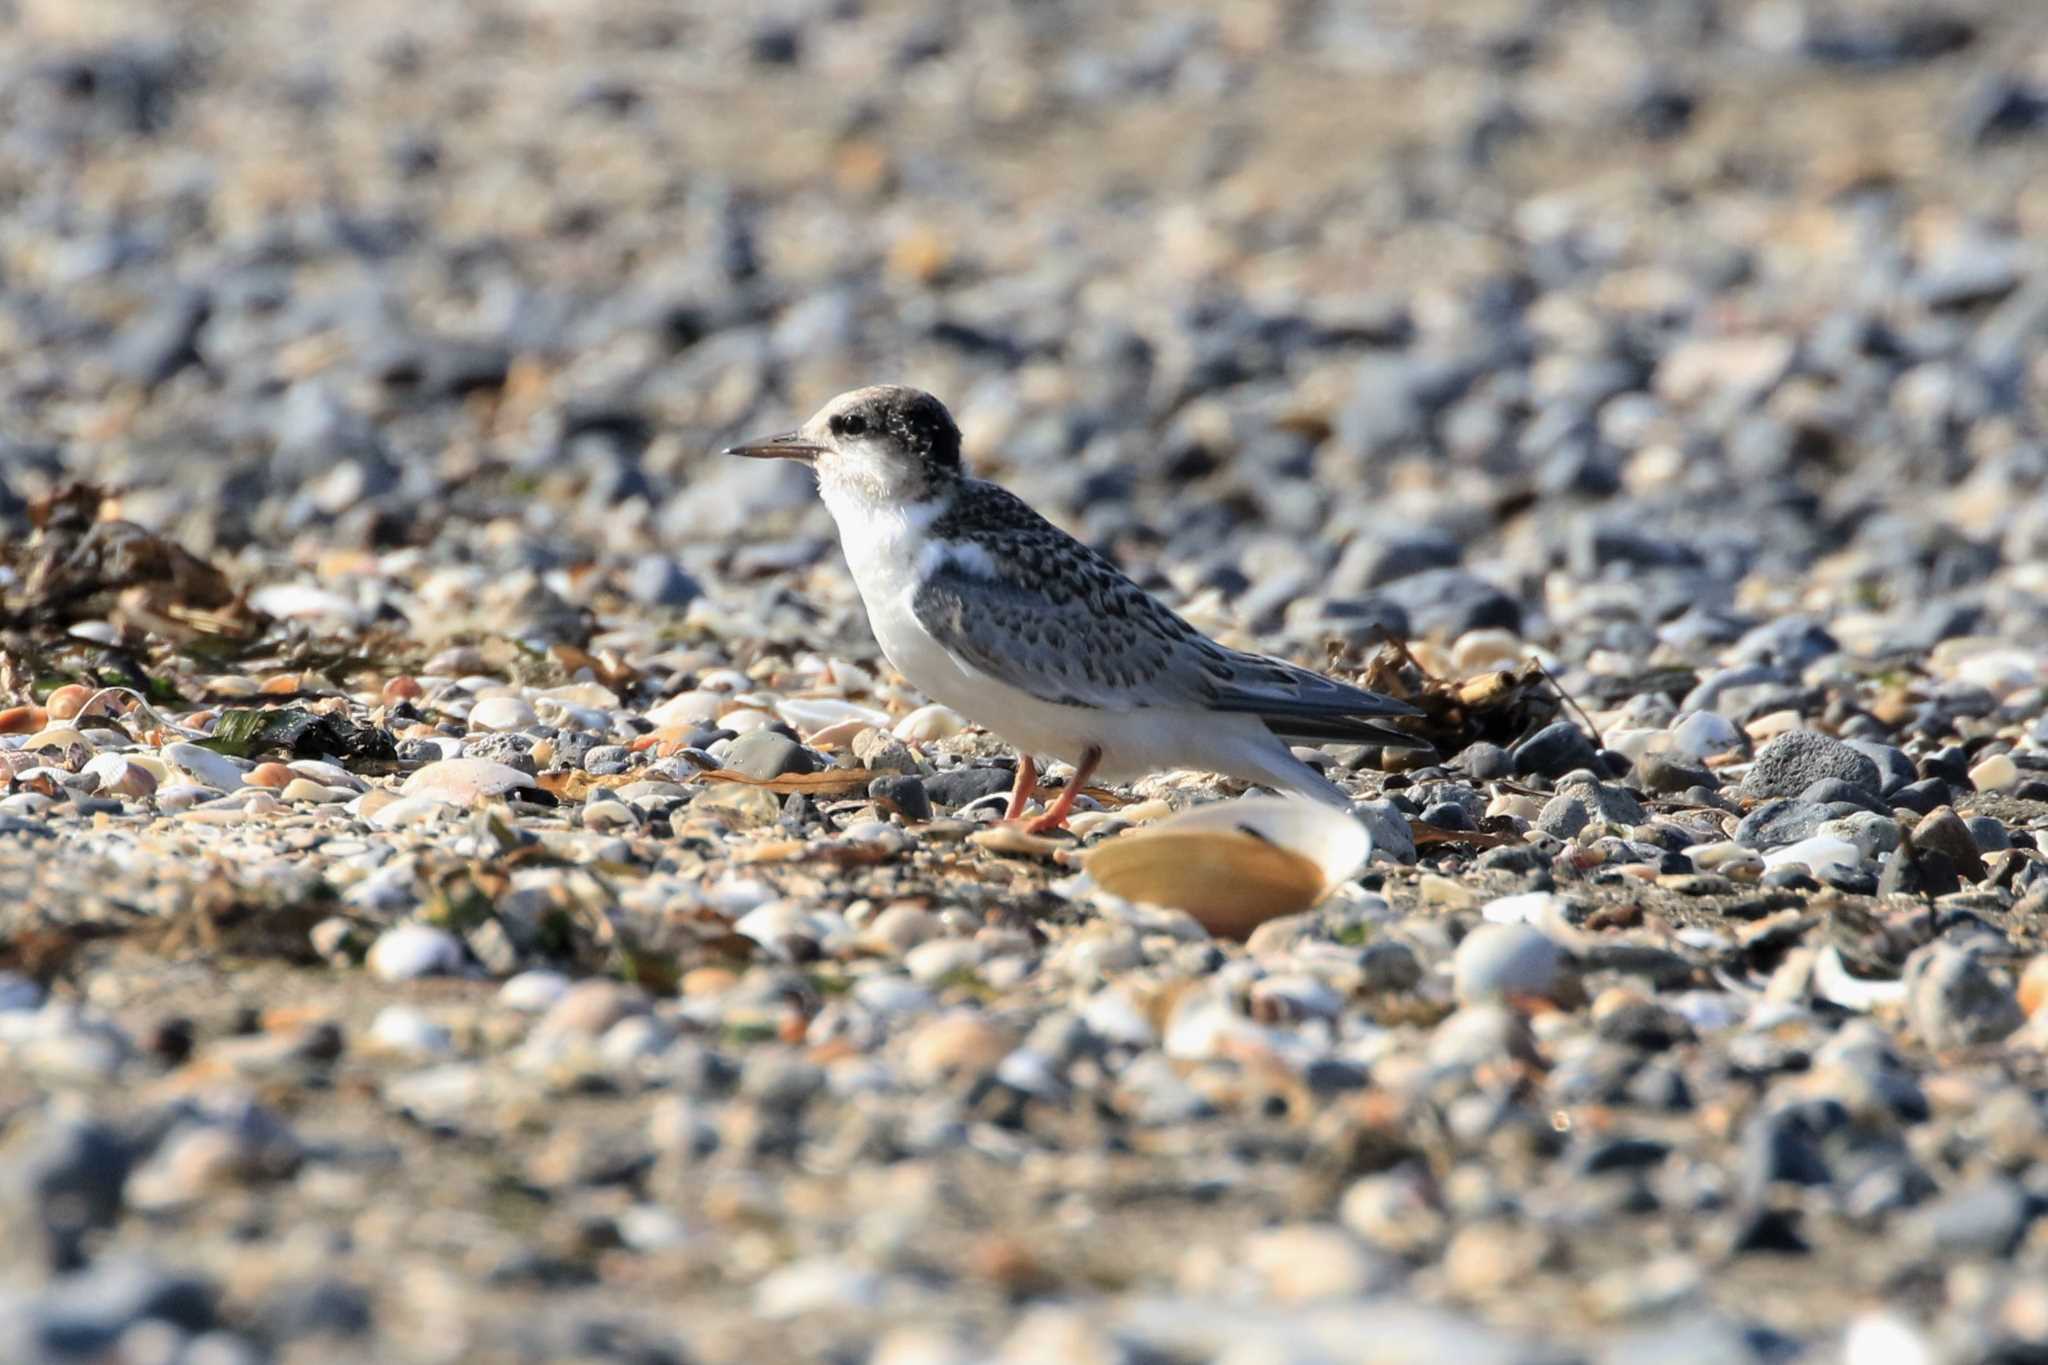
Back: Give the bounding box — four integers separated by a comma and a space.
1082, 797, 1374, 940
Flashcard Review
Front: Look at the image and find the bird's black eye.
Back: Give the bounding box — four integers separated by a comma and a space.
832, 412, 868, 438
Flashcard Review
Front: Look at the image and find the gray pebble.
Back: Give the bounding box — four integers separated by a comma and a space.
1904, 940, 2022, 1050
723, 730, 821, 780
1636, 751, 1716, 795
1453, 924, 1571, 1003
1845, 740, 1917, 796
625, 554, 702, 607
924, 766, 1015, 808
1511, 722, 1600, 779
1742, 730, 1881, 799
8, 1118, 133, 1271
464, 732, 538, 773
1352, 797, 1417, 864
868, 774, 932, 822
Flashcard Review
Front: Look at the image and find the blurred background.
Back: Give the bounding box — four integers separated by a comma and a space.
2, 0, 2047, 663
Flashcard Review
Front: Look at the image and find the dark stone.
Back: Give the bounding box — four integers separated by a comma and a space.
1820, 866, 1878, 896
1919, 746, 1971, 784
1463, 742, 1512, 781
1845, 741, 1917, 796
41, 42, 190, 135
723, 731, 820, 781
1376, 568, 1523, 638
779, 793, 817, 833
1889, 778, 1951, 816
1574, 1136, 1672, 1175
373, 336, 511, 398
925, 766, 1016, 808
749, 22, 803, 66
110, 287, 210, 387
1476, 844, 1548, 875
1803, 12, 1974, 67
264, 1278, 374, 1339
32, 1259, 217, 1357
1302, 1058, 1371, 1095
1958, 77, 2048, 146
570, 77, 642, 118
1309, 596, 1411, 647
1878, 843, 1961, 899
1625, 1062, 1693, 1112
396, 738, 443, 767
1735, 799, 1858, 851
1511, 722, 1600, 778
1964, 816, 2010, 853
868, 774, 933, 823
1345, 529, 1462, 588
1573, 523, 1703, 572
1625, 76, 1697, 140
1727, 1205, 1811, 1256
544, 731, 600, 770
1637, 751, 1716, 795
1357, 940, 1423, 992
16, 1119, 133, 1271
1911, 806, 1986, 882
1798, 778, 1888, 813
1743, 730, 1882, 799
1680, 663, 1791, 713
1740, 1100, 1845, 1201
1419, 801, 1472, 831
483, 1249, 598, 1289
624, 555, 702, 608
1594, 1001, 1694, 1051
1729, 616, 1839, 670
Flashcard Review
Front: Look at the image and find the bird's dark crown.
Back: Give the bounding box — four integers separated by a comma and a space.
827, 385, 962, 474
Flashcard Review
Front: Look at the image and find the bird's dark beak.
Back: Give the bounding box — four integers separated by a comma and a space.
723, 430, 824, 463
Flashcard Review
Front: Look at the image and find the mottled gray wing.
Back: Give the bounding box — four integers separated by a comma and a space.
908, 563, 1202, 710
914, 478, 1424, 734
910, 559, 1426, 743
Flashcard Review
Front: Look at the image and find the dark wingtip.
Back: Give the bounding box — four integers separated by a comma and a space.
1264, 714, 1430, 748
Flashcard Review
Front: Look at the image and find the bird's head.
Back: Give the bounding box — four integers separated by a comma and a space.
725, 385, 963, 504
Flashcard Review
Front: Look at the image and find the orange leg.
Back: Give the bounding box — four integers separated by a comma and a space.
1002, 754, 1041, 822
1023, 745, 1103, 835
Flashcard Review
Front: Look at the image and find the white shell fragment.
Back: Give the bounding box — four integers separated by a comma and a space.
400, 759, 537, 804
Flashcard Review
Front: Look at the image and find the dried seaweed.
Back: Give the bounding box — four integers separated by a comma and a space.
1354, 641, 1568, 753
198, 707, 399, 763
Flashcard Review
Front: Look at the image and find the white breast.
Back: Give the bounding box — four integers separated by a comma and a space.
820, 487, 1098, 762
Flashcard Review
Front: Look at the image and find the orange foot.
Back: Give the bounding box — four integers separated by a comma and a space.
1008, 745, 1103, 835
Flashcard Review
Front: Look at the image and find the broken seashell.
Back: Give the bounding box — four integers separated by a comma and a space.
774, 696, 892, 737
1082, 797, 1371, 939
1811, 943, 1906, 1013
